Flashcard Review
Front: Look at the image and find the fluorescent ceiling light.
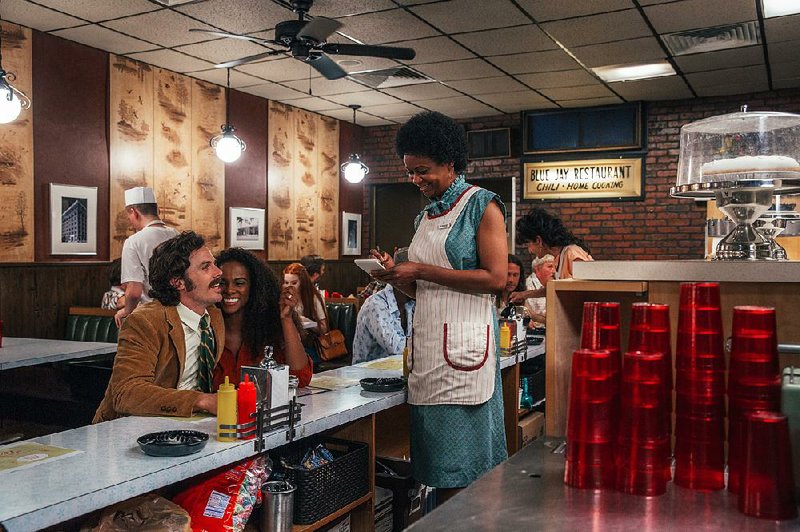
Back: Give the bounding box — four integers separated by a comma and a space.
762, 0, 800, 18
592, 61, 676, 83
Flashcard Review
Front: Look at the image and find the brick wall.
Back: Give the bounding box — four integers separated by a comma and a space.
362, 87, 800, 267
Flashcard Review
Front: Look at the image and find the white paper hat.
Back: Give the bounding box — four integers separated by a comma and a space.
124, 186, 156, 207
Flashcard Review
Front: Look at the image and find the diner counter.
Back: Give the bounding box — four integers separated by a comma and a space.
0, 337, 117, 370
408, 438, 800, 531
572, 259, 800, 283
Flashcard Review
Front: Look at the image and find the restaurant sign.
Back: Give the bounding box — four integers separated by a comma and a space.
523, 157, 643, 201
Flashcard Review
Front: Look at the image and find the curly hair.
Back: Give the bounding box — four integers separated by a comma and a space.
516, 207, 590, 253
283, 263, 329, 323
148, 231, 205, 305
217, 248, 282, 355
508, 254, 526, 292
395, 111, 468, 173
299, 254, 325, 277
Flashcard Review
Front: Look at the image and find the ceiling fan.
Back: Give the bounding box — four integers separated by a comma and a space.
189, 0, 416, 80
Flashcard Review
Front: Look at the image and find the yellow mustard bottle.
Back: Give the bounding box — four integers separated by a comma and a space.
217, 376, 238, 442
499, 322, 511, 350
402, 345, 410, 379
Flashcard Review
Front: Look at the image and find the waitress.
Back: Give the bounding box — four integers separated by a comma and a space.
372, 111, 508, 500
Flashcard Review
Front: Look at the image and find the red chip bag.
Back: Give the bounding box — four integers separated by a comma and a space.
173, 457, 268, 532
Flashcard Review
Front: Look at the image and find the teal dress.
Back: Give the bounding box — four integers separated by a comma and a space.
410, 176, 508, 488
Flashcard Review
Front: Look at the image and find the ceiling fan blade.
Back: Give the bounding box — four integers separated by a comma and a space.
216, 50, 285, 69
303, 53, 347, 80
321, 42, 416, 61
296, 17, 342, 42
189, 28, 276, 46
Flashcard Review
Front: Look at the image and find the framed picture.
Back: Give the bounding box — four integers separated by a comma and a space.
229, 207, 265, 250
50, 183, 97, 255
342, 212, 362, 256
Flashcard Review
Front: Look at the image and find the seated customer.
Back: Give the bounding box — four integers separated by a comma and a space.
101, 258, 126, 310
93, 231, 223, 422
523, 254, 555, 325
213, 248, 312, 389
283, 263, 329, 365
352, 249, 415, 364
300, 254, 326, 297
497, 254, 525, 312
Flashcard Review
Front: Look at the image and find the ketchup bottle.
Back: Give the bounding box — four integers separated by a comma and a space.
237, 374, 257, 440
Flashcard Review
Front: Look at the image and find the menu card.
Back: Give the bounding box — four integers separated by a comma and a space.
0, 442, 81, 473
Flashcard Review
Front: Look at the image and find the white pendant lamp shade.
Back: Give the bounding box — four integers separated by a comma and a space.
342, 104, 368, 183
212, 125, 245, 163
0, 83, 21, 124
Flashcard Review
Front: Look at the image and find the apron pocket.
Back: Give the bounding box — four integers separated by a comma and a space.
443, 322, 490, 371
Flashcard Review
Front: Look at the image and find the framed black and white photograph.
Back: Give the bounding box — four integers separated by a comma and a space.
230, 207, 265, 250
50, 183, 97, 255
342, 212, 361, 256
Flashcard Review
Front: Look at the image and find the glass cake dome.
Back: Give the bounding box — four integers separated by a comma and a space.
672, 108, 800, 197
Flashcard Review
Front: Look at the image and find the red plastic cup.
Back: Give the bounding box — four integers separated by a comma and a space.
729, 377, 782, 401
675, 369, 726, 397
581, 302, 621, 352
731, 305, 777, 340
565, 455, 615, 489
675, 330, 725, 370
675, 392, 726, 418
674, 414, 724, 442
679, 282, 721, 311
567, 399, 617, 442
739, 411, 798, 519
673, 438, 725, 490
728, 359, 782, 382
566, 440, 616, 465
567, 350, 618, 443
616, 464, 669, 496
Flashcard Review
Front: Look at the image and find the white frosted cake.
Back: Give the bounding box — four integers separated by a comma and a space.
702, 155, 800, 178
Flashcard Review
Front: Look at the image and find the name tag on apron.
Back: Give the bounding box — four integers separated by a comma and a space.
437, 222, 452, 230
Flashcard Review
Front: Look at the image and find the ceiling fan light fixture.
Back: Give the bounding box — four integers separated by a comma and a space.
762, 0, 800, 18
592, 61, 675, 83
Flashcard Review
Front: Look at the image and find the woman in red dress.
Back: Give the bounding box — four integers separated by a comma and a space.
212, 248, 312, 390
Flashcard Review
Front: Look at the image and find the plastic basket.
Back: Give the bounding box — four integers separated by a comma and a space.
272, 436, 369, 525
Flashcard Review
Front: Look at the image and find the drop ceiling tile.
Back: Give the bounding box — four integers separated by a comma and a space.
452, 25, 556, 56
643, 0, 756, 34
447, 76, 527, 95
189, 68, 264, 89
283, 76, 372, 96
517, 69, 600, 89
675, 46, 764, 73
360, 101, 427, 118
767, 40, 800, 64
538, 84, 616, 100
541, 9, 651, 48
176, 0, 288, 33
414, 59, 504, 81
397, 36, 475, 65
488, 49, 578, 74
4, 0, 83, 31
371, 83, 461, 101
558, 96, 626, 108
419, 95, 497, 113
103, 9, 216, 48
175, 38, 276, 66
410, 0, 523, 34
315, 0, 398, 17
319, 107, 394, 125
282, 96, 341, 112
239, 82, 308, 100
772, 61, 800, 79
765, 14, 800, 43
477, 90, 557, 113
773, 76, 800, 90
36, 0, 160, 23
53, 24, 154, 54
325, 90, 403, 107
429, 104, 499, 120
128, 49, 214, 74
335, 56, 401, 74
571, 37, 665, 68
694, 80, 769, 97
611, 76, 694, 101
685, 64, 767, 87
335, 9, 437, 45
237, 57, 319, 82
515, 0, 633, 22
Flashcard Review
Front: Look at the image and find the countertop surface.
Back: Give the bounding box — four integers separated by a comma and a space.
573, 259, 800, 283
0, 337, 117, 370
409, 438, 800, 531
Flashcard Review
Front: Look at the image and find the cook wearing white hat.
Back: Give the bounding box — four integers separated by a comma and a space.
116, 186, 178, 327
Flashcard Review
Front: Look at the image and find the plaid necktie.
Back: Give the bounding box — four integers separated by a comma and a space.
196, 314, 216, 393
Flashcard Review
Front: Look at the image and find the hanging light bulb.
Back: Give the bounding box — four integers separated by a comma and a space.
341, 104, 369, 183
210, 68, 245, 163
0, 2, 31, 124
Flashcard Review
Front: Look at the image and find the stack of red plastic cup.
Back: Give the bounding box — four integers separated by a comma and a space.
739, 411, 797, 519
616, 351, 671, 496
727, 305, 781, 494
565, 348, 618, 489
673, 282, 726, 491
581, 302, 622, 392
628, 303, 673, 447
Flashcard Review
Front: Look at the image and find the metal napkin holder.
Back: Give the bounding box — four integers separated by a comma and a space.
216, 365, 303, 452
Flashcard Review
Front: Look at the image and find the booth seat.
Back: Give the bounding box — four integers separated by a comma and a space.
65, 307, 118, 343
63, 307, 118, 403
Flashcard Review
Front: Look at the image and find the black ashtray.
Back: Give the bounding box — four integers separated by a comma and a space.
360, 377, 405, 393
137, 430, 209, 457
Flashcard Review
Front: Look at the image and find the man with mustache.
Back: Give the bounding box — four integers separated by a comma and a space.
94, 231, 225, 422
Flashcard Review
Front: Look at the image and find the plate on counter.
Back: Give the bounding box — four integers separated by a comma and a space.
137, 430, 209, 457
360, 377, 405, 393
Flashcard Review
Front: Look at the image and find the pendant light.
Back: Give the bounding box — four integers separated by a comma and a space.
0, 0, 31, 124
341, 104, 369, 184
210, 68, 245, 163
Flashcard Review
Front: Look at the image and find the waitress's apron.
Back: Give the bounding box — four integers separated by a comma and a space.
408, 186, 496, 406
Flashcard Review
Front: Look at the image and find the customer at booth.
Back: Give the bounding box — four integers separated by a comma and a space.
283, 263, 329, 365
213, 248, 312, 390
519, 254, 555, 325
371, 111, 508, 499
497, 254, 525, 312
